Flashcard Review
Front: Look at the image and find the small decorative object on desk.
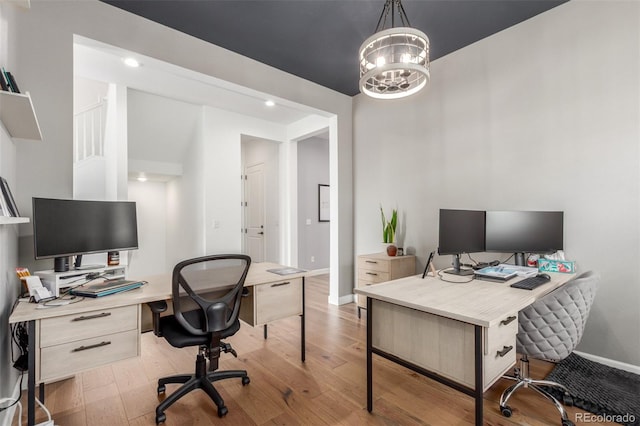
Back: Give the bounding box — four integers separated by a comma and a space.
380, 205, 397, 256
538, 259, 576, 273
397, 247, 404, 256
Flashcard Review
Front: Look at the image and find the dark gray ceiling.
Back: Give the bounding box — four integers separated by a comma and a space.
101, 0, 567, 96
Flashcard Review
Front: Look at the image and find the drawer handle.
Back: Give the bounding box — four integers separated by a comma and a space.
365, 260, 378, 264
271, 281, 290, 287
500, 316, 517, 326
72, 341, 111, 352
366, 272, 378, 276
72, 312, 112, 322
496, 345, 513, 357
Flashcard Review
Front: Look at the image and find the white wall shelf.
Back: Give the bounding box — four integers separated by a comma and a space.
0, 216, 29, 225
0, 91, 42, 141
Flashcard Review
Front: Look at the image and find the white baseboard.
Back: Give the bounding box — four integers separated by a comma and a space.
574, 350, 640, 375
327, 292, 355, 306
0, 376, 22, 426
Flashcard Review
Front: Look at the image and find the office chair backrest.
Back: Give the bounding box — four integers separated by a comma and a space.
517, 270, 599, 362
172, 254, 251, 336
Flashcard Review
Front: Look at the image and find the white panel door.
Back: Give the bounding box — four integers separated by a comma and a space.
245, 163, 265, 263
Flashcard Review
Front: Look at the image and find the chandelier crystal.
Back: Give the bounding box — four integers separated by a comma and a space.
359, 0, 430, 99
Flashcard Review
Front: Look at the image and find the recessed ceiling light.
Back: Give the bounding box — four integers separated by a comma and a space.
265, 100, 275, 107
123, 57, 141, 68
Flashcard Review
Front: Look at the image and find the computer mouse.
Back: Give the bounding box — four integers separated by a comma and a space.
538, 273, 551, 280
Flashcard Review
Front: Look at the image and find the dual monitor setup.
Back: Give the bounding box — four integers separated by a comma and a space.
32, 198, 139, 272
438, 209, 563, 275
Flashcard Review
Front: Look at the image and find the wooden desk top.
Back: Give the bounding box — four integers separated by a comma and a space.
9, 262, 306, 324
354, 271, 575, 328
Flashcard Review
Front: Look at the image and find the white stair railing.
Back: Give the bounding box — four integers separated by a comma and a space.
74, 100, 107, 162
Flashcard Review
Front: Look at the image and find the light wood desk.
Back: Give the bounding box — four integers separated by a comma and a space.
354, 271, 575, 426
9, 262, 307, 426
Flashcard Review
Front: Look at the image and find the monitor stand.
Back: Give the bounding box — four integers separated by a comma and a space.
444, 254, 474, 276
514, 252, 526, 266
73, 254, 105, 271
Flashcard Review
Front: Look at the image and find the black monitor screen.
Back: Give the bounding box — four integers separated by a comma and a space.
33, 198, 139, 259
438, 209, 486, 255
485, 211, 563, 253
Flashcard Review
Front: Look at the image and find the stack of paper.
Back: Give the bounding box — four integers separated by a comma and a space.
474, 264, 538, 281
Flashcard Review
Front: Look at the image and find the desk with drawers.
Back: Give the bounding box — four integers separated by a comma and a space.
354, 271, 575, 426
9, 262, 307, 426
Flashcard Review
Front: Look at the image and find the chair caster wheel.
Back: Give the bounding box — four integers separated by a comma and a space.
218, 406, 228, 417
500, 405, 512, 418
155, 413, 166, 424
562, 392, 574, 406
157, 384, 165, 395
242, 376, 250, 386
561, 419, 575, 426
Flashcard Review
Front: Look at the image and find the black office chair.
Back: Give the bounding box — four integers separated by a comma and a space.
147, 254, 251, 424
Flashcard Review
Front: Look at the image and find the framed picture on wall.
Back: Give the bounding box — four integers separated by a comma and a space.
318, 184, 329, 222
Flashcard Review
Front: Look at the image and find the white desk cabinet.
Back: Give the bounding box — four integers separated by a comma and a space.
37, 305, 140, 383
239, 277, 303, 326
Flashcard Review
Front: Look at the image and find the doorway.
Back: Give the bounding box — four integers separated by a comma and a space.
241, 137, 280, 263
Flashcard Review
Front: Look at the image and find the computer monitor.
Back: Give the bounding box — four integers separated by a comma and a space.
32, 198, 139, 272
438, 209, 486, 276
485, 210, 563, 266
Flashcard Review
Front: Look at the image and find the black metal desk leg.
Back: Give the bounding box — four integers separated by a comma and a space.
301, 277, 305, 362
263, 324, 267, 339
28, 320, 36, 426
366, 297, 373, 412
474, 325, 484, 426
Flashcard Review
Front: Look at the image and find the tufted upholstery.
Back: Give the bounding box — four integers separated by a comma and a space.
517, 270, 599, 362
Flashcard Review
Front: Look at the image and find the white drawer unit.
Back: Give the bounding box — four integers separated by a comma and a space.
239, 278, 303, 327
355, 253, 415, 317
36, 305, 140, 383
484, 313, 518, 387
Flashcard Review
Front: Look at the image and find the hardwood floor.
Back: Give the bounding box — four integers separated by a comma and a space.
15, 274, 612, 425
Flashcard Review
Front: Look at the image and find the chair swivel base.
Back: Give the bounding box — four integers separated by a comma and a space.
499, 357, 574, 426
155, 354, 250, 424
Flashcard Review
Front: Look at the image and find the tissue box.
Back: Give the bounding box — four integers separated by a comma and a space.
538, 259, 576, 274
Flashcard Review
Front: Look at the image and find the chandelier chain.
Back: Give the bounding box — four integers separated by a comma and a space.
375, 0, 411, 32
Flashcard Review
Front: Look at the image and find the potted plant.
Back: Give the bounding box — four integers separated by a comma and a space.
380, 205, 398, 256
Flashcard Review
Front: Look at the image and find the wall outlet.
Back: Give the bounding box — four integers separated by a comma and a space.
311, 256, 315, 262
305, 219, 311, 225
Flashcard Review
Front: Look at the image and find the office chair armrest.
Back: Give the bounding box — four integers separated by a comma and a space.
147, 300, 168, 337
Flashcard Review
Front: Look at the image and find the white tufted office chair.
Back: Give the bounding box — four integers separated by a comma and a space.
499, 270, 599, 426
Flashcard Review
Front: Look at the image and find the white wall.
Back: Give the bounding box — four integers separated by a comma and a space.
0, 4, 23, 418
9, 0, 353, 303
202, 107, 287, 256
127, 180, 168, 276
353, 1, 639, 366
297, 136, 330, 270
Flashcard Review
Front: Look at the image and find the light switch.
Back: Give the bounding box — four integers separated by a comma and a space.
306, 219, 311, 225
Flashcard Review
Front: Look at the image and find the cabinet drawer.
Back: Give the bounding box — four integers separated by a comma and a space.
255, 278, 302, 325
484, 314, 518, 388
40, 329, 139, 382
358, 270, 390, 284
358, 257, 390, 273
40, 305, 138, 347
